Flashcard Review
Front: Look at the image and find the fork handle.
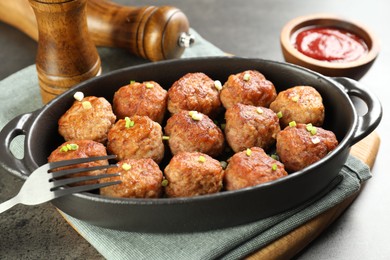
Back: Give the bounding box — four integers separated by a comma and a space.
0, 112, 35, 179
0, 197, 20, 214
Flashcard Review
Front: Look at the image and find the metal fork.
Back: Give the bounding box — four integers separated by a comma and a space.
0, 155, 120, 214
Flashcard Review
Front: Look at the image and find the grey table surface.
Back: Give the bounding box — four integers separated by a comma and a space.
1, 0, 389, 259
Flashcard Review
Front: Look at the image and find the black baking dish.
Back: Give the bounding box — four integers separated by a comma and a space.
0, 57, 382, 232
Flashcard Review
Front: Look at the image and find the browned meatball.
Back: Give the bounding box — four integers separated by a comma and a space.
224, 147, 287, 191
48, 139, 109, 186
269, 86, 325, 128
276, 123, 338, 172
224, 103, 280, 153
164, 152, 224, 198
100, 158, 163, 198
58, 96, 116, 143
220, 70, 277, 109
164, 110, 225, 157
113, 81, 167, 124
107, 115, 164, 163
167, 72, 222, 118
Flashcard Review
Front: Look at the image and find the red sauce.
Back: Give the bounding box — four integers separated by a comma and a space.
294, 26, 368, 62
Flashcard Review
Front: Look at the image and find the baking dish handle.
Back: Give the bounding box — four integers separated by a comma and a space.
0, 112, 34, 180
332, 77, 382, 145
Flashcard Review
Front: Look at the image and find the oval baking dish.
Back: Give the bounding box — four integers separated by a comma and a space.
0, 57, 382, 232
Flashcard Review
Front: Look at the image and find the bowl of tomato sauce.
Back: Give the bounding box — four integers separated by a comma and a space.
280, 14, 380, 80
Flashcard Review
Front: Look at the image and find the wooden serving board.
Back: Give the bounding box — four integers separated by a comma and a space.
248, 131, 380, 259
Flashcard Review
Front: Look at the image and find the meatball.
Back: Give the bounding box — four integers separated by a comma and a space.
224, 103, 280, 153
220, 70, 277, 109
164, 152, 224, 198
113, 81, 167, 124
269, 86, 325, 128
100, 158, 163, 198
107, 115, 164, 163
164, 110, 225, 157
47, 139, 109, 186
58, 96, 116, 143
167, 72, 222, 118
224, 147, 287, 191
276, 123, 338, 172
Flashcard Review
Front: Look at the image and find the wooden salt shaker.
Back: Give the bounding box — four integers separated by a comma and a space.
28, 0, 101, 104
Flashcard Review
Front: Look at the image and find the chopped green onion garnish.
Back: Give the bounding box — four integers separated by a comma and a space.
306, 123, 317, 135
270, 154, 279, 161
122, 163, 131, 171
73, 91, 84, 101
220, 161, 228, 169
60, 146, 68, 152
214, 80, 223, 91
130, 80, 136, 84
220, 123, 226, 130
68, 143, 78, 150
246, 148, 252, 157
189, 111, 203, 121
82, 101, 92, 109
243, 73, 251, 81
145, 82, 154, 89
311, 136, 321, 144
162, 136, 170, 141
292, 95, 299, 102
256, 107, 264, 114
272, 164, 277, 171
161, 179, 169, 187
198, 155, 206, 163
289, 121, 297, 127
124, 117, 135, 128
60, 143, 78, 152
276, 111, 283, 118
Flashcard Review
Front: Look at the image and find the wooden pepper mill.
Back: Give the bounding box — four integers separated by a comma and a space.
0, 0, 194, 61
28, 0, 102, 104
86, 0, 193, 61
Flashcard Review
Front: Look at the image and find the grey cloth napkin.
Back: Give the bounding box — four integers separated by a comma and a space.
0, 29, 371, 259
62, 158, 370, 260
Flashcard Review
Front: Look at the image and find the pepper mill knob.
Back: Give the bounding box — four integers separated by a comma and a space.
29, 0, 101, 104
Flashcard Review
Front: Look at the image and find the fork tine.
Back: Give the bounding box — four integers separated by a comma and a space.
48, 155, 117, 171
51, 173, 120, 190
50, 164, 118, 179
52, 181, 122, 197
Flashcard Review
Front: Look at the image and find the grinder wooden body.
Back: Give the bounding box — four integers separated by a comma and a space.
0, 0, 192, 61
29, 0, 101, 104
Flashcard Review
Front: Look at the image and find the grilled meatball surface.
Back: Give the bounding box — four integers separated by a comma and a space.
113, 81, 168, 124
48, 139, 109, 186
164, 152, 224, 198
224, 147, 287, 191
269, 86, 325, 128
107, 115, 164, 163
164, 110, 225, 157
58, 96, 116, 143
276, 123, 338, 172
167, 72, 222, 118
224, 103, 280, 153
100, 158, 163, 198
220, 70, 277, 109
